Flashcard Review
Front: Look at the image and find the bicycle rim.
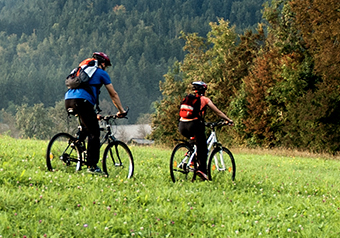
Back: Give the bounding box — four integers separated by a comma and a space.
170, 143, 194, 183
102, 141, 134, 179
46, 133, 81, 172
207, 147, 236, 182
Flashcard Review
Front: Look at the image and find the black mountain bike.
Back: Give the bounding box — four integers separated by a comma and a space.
46, 108, 134, 178
170, 120, 236, 182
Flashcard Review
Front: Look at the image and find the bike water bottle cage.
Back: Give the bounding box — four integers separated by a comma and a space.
189, 136, 196, 143
67, 108, 78, 117
188, 136, 196, 149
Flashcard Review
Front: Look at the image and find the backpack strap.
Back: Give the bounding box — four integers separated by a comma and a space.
82, 84, 101, 113
79, 61, 100, 110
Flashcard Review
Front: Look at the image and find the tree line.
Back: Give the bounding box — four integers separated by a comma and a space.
150, 0, 340, 154
0, 0, 264, 133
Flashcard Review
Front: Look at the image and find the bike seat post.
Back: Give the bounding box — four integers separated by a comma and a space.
78, 124, 82, 131
189, 136, 195, 146
188, 137, 197, 162
67, 108, 84, 139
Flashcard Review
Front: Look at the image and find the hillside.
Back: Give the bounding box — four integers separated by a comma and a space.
0, 0, 265, 124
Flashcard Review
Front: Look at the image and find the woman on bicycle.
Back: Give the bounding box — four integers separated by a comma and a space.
178, 81, 234, 180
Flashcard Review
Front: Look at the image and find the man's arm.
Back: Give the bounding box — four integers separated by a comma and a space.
105, 84, 125, 114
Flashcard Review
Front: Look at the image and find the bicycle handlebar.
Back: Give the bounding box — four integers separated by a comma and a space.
205, 120, 233, 129
97, 107, 129, 121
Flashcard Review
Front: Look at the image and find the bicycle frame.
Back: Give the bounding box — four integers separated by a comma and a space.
206, 130, 217, 153
74, 115, 117, 147
99, 121, 117, 147
71, 113, 120, 170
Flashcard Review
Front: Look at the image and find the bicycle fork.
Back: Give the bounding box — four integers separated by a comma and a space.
212, 143, 226, 172
207, 132, 226, 172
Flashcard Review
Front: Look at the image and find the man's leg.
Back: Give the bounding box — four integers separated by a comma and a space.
65, 99, 100, 168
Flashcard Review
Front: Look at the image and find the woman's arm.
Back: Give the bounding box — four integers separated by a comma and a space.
207, 100, 233, 124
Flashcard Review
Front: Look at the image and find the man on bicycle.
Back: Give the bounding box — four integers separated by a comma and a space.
65, 52, 126, 173
178, 81, 234, 180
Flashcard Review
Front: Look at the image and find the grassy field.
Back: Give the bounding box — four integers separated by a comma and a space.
0, 135, 339, 237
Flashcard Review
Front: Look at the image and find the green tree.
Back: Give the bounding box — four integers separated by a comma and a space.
151, 19, 240, 146
47, 100, 78, 136
16, 103, 53, 139
150, 61, 185, 145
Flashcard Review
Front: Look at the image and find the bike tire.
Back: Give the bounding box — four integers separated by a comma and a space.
207, 146, 236, 182
170, 143, 195, 183
46, 133, 82, 172
102, 141, 134, 179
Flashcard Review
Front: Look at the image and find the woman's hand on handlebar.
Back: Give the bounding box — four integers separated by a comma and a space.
225, 119, 234, 126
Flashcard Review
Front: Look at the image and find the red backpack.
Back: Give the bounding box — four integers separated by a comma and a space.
179, 94, 201, 119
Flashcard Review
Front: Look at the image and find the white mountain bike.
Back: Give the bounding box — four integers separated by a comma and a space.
170, 120, 236, 182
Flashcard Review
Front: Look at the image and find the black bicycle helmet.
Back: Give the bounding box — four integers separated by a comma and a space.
192, 81, 207, 95
92, 52, 112, 66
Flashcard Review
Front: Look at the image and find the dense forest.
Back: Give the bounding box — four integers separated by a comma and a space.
151, 0, 340, 154
0, 0, 264, 128
1, 0, 338, 154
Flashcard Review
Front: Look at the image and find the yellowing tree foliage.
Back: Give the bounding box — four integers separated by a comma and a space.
152, 0, 340, 154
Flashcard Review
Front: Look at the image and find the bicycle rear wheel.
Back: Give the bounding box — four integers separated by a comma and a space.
46, 133, 82, 172
207, 146, 236, 182
102, 141, 134, 179
170, 143, 195, 183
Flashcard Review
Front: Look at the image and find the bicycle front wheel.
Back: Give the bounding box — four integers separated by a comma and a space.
102, 141, 134, 179
207, 147, 236, 182
46, 133, 82, 172
170, 143, 195, 183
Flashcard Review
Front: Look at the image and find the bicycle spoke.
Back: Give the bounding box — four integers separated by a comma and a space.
109, 146, 117, 165
208, 147, 236, 182
114, 144, 123, 166
46, 133, 81, 173
102, 141, 134, 179
170, 143, 194, 183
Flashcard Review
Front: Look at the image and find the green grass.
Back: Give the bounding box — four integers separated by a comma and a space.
0, 135, 340, 237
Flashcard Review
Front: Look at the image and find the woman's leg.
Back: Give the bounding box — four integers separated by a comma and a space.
179, 120, 207, 173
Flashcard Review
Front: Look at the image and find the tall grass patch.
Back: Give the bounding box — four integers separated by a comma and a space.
0, 135, 339, 237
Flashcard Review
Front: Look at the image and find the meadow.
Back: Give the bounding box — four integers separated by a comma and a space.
0, 135, 339, 237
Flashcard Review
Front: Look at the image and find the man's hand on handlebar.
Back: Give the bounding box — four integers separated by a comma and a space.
116, 111, 127, 118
